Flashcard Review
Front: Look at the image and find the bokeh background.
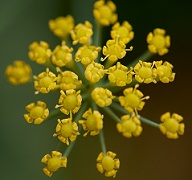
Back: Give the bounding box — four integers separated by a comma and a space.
1, 0, 192, 179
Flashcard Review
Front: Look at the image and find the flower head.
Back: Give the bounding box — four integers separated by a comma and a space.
107, 62, 133, 86
5, 60, 32, 85
52, 41, 73, 67
96, 151, 120, 178
91, 87, 115, 107
154, 60, 175, 83
71, 21, 93, 45
75, 45, 101, 66
111, 21, 134, 44
34, 68, 57, 94
24, 101, 49, 124
55, 89, 82, 115
28, 41, 52, 64
147, 28, 170, 56
160, 112, 185, 139
53, 118, 80, 145
134, 60, 157, 83
49, 15, 74, 39
93, 0, 117, 26
117, 114, 142, 138
119, 84, 149, 115
79, 108, 103, 136
41, 151, 67, 177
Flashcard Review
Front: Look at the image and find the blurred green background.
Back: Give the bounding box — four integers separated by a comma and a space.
1, 0, 192, 179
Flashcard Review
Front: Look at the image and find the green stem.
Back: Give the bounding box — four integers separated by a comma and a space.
110, 102, 160, 128
99, 130, 107, 154
46, 108, 62, 121
102, 106, 121, 123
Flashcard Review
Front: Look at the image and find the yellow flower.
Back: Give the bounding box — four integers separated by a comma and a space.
111, 21, 134, 44
91, 87, 115, 107
117, 114, 142, 138
24, 101, 49, 124
41, 151, 67, 177
75, 45, 101, 66
28, 41, 52, 64
102, 39, 133, 63
49, 15, 74, 39
34, 68, 57, 94
154, 60, 175, 83
119, 84, 149, 115
134, 60, 157, 83
53, 118, 80, 145
93, 0, 117, 26
52, 41, 73, 67
57, 68, 82, 91
147, 28, 170, 56
55, 89, 82, 115
5, 60, 32, 85
160, 112, 185, 139
96, 151, 120, 178
79, 108, 103, 136
84, 62, 106, 83
107, 62, 133, 86
71, 21, 93, 45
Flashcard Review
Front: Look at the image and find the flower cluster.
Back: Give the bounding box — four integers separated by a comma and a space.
5, 0, 185, 178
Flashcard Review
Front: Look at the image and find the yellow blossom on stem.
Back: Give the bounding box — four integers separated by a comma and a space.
96, 151, 120, 178
154, 60, 175, 83
56, 68, 82, 90
147, 28, 170, 56
71, 21, 93, 45
34, 68, 57, 94
84, 62, 106, 83
111, 21, 134, 44
24, 101, 49, 124
49, 15, 74, 39
133, 60, 157, 83
41, 151, 67, 177
5, 60, 32, 85
119, 84, 149, 115
55, 89, 82, 115
93, 0, 117, 26
75, 45, 101, 66
53, 118, 80, 145
117, 114, 142, 138
102, 39, 133, 63
160, 112, 185, 139
79, 108, 103, 136
52, 41, 73, 67
107, 62, 133, 86
28, 41, 52, 65
91, 87, 115, 107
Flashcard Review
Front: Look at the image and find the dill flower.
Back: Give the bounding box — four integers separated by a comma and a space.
41, 151, 67, 177
24, 101, 49, 124
96, 151, 120, 178
5, 60, 32, 85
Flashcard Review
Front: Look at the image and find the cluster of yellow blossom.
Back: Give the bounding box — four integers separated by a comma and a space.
5, 0, 185, 178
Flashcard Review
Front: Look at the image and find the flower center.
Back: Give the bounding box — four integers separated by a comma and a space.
113, 69, 127, 82
164, 118, 179, 133
117, 26, 128, 38
100, 6, 112, 20
30, 106, 44, 119
138, 67, 152, 78
125, 94, 140, 108
152, 35, 165, 49
55, 49, 67, 60
102, 156, 115, 171
14, 67, 25, 79
34, 46, 46, 57
63, 95, 78, 110
39, 76, 52, 88
108, 44, 122, 56
123, 120, 137, 132
157, 65, 171, 77
86, 115, 97, 130
47, 157, 61, 172
61, 123, 73, 137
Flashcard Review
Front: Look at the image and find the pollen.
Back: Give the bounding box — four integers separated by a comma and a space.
70, 21, 93, 45
53, 118, 80, 145
91, 87, 115, 107
147, 28, 170, 56
93, 0, 117, 26
28, 41, 52, 65
24, 101, 49, 124
5, 60, 32, 85
49, 15, 74, 39
96, 151, 120, 178
34, 68, 57, 94
79, 108, 103, 136
160, 112, 185, 139
41, 151, 67, 177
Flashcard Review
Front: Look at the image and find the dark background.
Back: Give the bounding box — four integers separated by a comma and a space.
0, 0, 192, 179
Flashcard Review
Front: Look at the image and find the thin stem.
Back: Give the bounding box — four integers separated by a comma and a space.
102, 106, 121, 123
99, 130, 107, 154
46, 108, 62, 121
111, 102, 160, 128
